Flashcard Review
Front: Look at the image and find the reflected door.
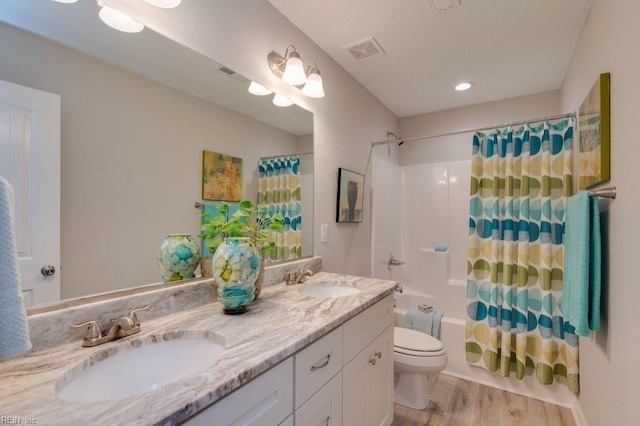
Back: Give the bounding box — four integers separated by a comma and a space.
0, 79, 60, 306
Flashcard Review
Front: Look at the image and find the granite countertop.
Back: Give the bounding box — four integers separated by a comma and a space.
0, 272, 397, 425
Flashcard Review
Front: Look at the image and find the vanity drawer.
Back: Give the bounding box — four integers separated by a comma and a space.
342, 294, 394, 364
295, 371, 343, 426
294, 326, 343, 409
184, 358, 293, 426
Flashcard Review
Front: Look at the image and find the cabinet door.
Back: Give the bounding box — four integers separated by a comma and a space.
295, 372, 343, 426
342, 325, 393, 426
367, 325, 393, 426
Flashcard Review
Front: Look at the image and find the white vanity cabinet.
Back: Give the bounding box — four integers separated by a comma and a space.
183, 294, 393, 426
342, 294, 394, 426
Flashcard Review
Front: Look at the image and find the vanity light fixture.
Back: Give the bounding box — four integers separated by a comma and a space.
455, 81, 474, 91
98, 2, 144, 33
272, 94, 294, 107
248, 81, 273, 96
268, 45, 325, 98
301, 63, 325, 99
143, 0, 181, 8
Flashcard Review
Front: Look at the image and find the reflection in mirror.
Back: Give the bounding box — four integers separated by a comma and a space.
0, 1, 313, 310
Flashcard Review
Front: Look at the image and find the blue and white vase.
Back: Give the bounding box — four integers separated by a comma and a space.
212, 237, 261, 314
157, 234, 201, 282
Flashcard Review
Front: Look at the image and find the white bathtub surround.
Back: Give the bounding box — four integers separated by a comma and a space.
0, 265, 396, 424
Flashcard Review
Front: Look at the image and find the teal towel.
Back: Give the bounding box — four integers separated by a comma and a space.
562, 192, 601, 336
406, 308, 443, 339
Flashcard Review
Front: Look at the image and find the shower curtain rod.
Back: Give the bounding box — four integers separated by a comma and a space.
371, 112, 577, 147
259, 151, 313, 160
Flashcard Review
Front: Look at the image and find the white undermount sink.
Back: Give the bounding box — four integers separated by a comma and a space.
298, 281, 361, 298
57, 338, 225, 402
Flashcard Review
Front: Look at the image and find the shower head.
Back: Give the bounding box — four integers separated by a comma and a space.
387, 131, 403, 145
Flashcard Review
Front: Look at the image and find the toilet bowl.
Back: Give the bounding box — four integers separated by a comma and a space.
393, 326, 448, 409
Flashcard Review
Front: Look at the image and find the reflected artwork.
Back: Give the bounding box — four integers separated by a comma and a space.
202, 150, 243, 201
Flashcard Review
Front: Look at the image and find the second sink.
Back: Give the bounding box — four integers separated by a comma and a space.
299, 281, 361, 298
57, 338, 225, 402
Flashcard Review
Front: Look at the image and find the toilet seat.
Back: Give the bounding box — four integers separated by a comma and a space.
394, 327, 445, 357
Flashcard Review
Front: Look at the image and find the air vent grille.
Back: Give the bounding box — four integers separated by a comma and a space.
343, 37, 385, 61
217, 66, 247, 82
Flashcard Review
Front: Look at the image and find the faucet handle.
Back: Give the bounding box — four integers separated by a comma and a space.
127, 305, 150, 326
70, 320, 102, 339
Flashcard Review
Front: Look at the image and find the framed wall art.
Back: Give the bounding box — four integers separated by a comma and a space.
202, 150, 243, 201
578, 72, 610, 190
336, 168, 364, 223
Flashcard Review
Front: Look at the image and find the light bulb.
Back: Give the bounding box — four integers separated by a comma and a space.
144, 0, 181, 8
455, 82, 473, 91
99, 6, 144, 33
248, 82, 273, 96
272, 94, 293, 107
281, 52, 307, 86
301, 70, 325, 98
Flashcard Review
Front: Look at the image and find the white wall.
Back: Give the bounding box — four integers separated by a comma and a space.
561, 1, 640, 424
0, 23, 299, 298
109, 0, 399, 278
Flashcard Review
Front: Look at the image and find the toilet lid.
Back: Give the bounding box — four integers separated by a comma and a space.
394, 327, 444, 353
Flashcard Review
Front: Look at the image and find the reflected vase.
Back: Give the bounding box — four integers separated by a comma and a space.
213, 237, 261, 314
157, 234, 201, 283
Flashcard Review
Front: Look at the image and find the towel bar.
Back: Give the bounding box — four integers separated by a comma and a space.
588, 186, 616, 199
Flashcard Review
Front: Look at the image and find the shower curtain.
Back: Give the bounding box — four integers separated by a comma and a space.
465, 118, 580, 393
258, 156, 302, 263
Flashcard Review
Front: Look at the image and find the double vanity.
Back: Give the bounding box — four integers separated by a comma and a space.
1, 259, 397, 425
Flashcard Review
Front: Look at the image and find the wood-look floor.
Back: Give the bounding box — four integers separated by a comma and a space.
391, 374, 576, 426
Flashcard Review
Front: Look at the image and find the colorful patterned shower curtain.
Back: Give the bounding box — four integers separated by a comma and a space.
258, 156, 302, 263
465, 118, 580, 393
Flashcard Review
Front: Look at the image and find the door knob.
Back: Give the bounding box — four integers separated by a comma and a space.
41, 265, 56, 276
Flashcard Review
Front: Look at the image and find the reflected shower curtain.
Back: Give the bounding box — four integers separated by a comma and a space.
465, 118, 580, 393
258, 156, 302, 263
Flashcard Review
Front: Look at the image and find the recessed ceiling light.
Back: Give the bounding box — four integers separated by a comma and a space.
53, 0, 78, 3
455, 82, 473, 91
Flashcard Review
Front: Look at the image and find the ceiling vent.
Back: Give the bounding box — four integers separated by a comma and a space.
426, 0, 461, 13
218, 66, 247, 82
343, 37, 386, 61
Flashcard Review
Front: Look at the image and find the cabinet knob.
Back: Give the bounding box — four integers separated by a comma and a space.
369, 358, 376, 366
41, 265, 56, 276
375, 351, 382, 359
325, 416, 330, 426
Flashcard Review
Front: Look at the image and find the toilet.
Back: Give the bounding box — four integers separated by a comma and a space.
393, 326, 448, 409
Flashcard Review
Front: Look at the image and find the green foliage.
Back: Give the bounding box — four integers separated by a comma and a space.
199, 200, 284, 255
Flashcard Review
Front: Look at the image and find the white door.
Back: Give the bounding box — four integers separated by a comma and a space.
0, 79, 60, 307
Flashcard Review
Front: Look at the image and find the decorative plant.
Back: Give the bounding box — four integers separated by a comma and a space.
199, 200, 284, 256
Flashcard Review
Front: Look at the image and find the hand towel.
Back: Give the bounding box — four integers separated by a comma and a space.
562, 192, 601, 336
0, 176, 32, 359
406, 307, 444, 339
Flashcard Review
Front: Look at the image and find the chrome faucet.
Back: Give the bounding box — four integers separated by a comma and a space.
286, 268, 314, 285
70, 305, 150, 347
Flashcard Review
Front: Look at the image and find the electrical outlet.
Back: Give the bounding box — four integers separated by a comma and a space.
320, 224, 328, 242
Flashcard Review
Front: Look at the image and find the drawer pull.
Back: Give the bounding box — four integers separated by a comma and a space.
310, 354, 331, 372
375, 351, 382, 359
369, 358, 376, 365
325, 415, 330, 425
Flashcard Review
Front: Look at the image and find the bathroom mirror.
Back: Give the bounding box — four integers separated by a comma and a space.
0, 1, 314, 310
